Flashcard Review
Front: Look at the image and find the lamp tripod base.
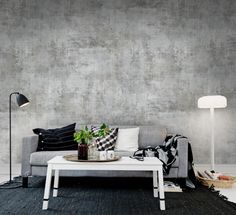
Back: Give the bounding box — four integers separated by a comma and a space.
0, 178, 22, 189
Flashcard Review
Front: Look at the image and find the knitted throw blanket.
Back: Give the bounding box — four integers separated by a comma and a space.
133, 134, 187, 175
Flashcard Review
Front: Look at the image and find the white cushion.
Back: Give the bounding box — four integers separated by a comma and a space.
115, 127, 139, 151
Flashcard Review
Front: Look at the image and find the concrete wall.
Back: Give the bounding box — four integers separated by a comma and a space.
0, 0, 235, 164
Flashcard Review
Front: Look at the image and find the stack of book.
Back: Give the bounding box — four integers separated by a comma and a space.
163, 181, 182, 192
196, 170, 236, 188
197, 170, 221, 180
197, 170, 231, 181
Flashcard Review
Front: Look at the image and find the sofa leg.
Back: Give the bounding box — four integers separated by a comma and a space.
22, 177, 28, 188
177, 178, 186, 188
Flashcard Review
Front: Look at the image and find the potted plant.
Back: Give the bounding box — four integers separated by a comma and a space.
74, 126, 93, 160
96, 123, 111, 138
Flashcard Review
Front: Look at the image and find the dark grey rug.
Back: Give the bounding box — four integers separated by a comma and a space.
0, 177, 235, 215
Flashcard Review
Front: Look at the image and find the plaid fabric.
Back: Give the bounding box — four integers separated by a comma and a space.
132, 134, 182, 175
91, 126, 118, 151
156, 134, 180, 174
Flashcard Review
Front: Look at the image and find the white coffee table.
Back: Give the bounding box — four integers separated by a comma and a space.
42, 156, 165, 210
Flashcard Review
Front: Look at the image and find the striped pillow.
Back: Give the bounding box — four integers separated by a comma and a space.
91, 125, 118, 151
33, 123, 77, 151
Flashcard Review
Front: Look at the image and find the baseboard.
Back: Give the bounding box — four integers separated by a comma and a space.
0, 163, 21, 175
194, 164, 236, 176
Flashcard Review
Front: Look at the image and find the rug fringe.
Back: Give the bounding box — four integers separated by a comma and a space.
207, 185, 236, 211
208, 185, 231, 202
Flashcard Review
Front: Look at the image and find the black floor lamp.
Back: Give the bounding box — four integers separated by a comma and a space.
0, 92, 29, 189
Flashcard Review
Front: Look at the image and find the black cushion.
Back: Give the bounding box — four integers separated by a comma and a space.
33, 123, 77, 151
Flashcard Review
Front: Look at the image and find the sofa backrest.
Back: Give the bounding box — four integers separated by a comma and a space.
138, 126, 167, 148
78, 124, 167, 149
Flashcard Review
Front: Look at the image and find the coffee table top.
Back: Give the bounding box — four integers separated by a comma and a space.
47, 156, 163, 171
48, 156, 162, 165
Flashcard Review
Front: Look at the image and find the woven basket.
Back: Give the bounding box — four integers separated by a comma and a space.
197, 176, 236, 188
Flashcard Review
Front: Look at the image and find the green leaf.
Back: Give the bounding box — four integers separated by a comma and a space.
73, 125, 94, 144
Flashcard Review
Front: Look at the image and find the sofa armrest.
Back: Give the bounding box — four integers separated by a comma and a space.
21, 135, 38, 177
176, 137, 188, 178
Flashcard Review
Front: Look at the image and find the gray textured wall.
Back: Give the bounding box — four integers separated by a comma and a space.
0, 0, 236, 164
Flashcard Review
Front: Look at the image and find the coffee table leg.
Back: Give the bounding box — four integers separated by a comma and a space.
153, 171, 158, 197
42, 164, 53, 210
158, 169, 165, 210
53, 169, 59, 197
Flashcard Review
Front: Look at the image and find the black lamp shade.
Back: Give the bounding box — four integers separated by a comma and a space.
16, 94, 29, 107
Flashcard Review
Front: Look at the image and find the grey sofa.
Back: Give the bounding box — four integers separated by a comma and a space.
21, 125, 188, 187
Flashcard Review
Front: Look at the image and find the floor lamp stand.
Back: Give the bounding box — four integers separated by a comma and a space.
9, 93, 12, 183
210, 108, 215, 171
198, 95, 227, 172
0, 92, 29, 189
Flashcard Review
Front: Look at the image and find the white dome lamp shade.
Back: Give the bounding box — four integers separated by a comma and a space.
197, 95, 227, 171
198, 95, 227, 109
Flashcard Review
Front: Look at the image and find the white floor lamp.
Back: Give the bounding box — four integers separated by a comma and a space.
198, 95, 227, 171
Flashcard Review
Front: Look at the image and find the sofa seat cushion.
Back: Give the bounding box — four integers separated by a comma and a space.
114, 150, 134, 157
116, 151, 179, 168
30, 151, 78, 166
30, 150, 178, 167
30, 150, 135, 166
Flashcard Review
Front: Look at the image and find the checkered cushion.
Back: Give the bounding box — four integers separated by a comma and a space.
91, 126, 118, 151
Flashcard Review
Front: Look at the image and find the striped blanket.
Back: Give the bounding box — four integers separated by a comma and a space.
156, 134, 186, 174
133, 134, 187, 175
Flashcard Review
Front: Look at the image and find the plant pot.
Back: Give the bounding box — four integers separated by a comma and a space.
78, 143, 88, 160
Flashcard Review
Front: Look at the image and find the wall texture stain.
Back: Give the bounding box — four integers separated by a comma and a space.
0, 0, 236, 164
